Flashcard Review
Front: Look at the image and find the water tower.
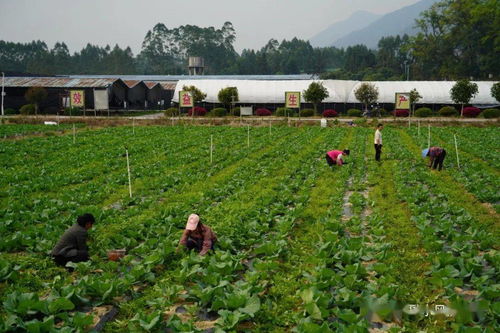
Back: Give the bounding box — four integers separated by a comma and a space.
188, 57, 205, 75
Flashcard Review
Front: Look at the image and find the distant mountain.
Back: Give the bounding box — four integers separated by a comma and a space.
332, 0, 438, 49
309, 11, 382, 48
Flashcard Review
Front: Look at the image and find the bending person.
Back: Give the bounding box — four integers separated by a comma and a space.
178, 214, 217, 256
52, 213, 94, 267
326, 149, 350, 166
422, 147, 447, 171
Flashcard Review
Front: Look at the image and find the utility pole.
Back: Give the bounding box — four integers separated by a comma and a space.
1, 72, 5, 117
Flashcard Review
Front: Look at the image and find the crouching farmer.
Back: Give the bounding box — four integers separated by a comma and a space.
52, 213, 94, 267
326, 149, 350, 166
422, 147, 447, 171
178, 214, 217, 256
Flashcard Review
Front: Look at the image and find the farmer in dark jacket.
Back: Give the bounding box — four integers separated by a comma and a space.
422, 147, 447, 171
178, 214, 217, 256
52, 213, 94, 266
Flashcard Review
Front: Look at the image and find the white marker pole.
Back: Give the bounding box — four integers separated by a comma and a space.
427, 124, 431, 148
210, 135, 213, 164
454, 134, 460, 169
247, 125, 250, 148
73, 124, 76, 144
126, 148, 132, 198
132, 118, 135, 134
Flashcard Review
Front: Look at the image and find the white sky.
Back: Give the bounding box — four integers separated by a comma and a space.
0, 0, 420, 54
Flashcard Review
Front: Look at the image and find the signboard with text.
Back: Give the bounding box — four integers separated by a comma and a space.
285, 91, 301, 109
70, 90, 85, 107
179, 91, 193, 107
395, 92, 410, 110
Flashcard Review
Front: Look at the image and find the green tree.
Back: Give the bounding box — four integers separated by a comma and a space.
450, 79, 479, 116
491, 82, 500, 103
354, 83, 379, 112
344, 45, 376, 73
182, 85, 206, 104
217, 87, 239, 115
303, 82, 329, 115
24, 87, 48, 115
409, 88, 422, 116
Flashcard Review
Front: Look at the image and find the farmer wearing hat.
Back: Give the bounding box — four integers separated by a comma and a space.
178, 214, 217, 255
326, 149, 350, 166
422, 147, 447, 171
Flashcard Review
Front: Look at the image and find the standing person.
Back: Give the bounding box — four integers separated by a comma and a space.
422, 147, 447, 171
325, 149, 350, 166
374, 124, 383, 161
178, 214, 217, 256
52, 213, 94, 267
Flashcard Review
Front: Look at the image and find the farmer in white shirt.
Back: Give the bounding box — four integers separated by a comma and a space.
374, 124, 383, 161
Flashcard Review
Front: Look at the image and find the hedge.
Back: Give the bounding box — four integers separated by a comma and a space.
275, 107, 293, 117
438, 106, 458, 117
482, 108, 500, 118
347, 109, 362, 117
187, 106, 207, 116
210, 108, 228, 117
4, 108, 18, 115
20, 104, 36, 115
414, 107, 433, 117
393, 109, 409, 117
164, 107, 178, 117
322, 109, 338, 117
462, 106, 481, 118
255, 108, 272, 116
299, 109, 314, 117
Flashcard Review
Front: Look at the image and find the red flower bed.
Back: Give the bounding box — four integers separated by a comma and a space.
322, 109, 338, 117
187, 106, 207, 116
393, 109, 409, 117
462, 106, 481, 118
256, 108, 272, 116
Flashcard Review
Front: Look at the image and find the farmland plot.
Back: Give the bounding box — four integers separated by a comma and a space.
0, 125, 498, 332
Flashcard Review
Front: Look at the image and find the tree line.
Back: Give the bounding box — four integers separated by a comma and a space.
0, 0, 498, 80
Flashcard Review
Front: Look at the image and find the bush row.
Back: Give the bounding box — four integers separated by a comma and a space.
165, 105, 500, 118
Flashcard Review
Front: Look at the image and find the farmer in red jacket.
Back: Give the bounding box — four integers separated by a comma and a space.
422, 147, 447, 171
326, 149, 350, 166
177, 214, 217, 256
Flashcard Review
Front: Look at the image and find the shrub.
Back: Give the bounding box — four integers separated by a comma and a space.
482, 108, 500, 118
164, 107, 178, 117
187, 106, 207, 116
414, 107, 433, 117
64, 107, 82, 116
275, 107, 293, 116
210, 108, 227, 117
322, 109, 338, 117
378, 108, 389, 117
300, 109, 314, 117
462, 106, 481, 118
347, 108, 362, 117
255, 108, 272, 116
233, 107, 240, 116
438, 106, 458, 117
19, 104, 36, 115
393, 109, 409, 117
4, 108, 18, 115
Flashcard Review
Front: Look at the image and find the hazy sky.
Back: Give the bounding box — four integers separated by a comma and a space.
0, 0, 420, 54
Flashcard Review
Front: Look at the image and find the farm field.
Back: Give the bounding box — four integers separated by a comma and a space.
0, 124, 498, 332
